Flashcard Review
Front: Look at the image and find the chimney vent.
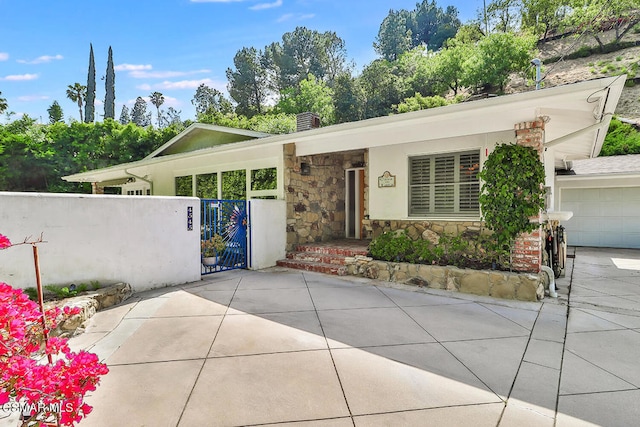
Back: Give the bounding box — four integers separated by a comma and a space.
296, 112, 321, 132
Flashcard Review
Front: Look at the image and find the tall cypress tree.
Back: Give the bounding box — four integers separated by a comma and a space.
104, 46, 115, 119
84, 43, 96, 123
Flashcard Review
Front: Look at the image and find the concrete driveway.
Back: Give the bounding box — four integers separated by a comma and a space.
2, 247, 638, 426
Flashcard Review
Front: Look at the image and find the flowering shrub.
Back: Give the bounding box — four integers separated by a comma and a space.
0, 233, 109, 426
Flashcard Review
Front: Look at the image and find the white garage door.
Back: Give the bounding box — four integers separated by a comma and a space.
560, 187, 640, 248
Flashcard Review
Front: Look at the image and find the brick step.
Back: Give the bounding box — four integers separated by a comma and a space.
286, 251, 349, 265
276, 258, 348, 276
295, 244, 368, 257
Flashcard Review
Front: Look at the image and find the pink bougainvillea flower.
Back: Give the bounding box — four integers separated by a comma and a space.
0, 280, 108, 426
0, 234, 11, 249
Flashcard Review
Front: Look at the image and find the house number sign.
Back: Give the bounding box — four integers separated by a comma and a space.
187, 206, 193, 231
378, 171, 396, 188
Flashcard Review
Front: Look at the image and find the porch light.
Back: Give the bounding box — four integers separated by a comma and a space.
301, 162, 311, 176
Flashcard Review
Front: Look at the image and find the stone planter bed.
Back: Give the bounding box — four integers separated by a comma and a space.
43, 282, 133, 337
345, 256, 544, 301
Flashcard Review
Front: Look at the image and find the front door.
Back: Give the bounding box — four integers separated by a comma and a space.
345, 168, 365, 239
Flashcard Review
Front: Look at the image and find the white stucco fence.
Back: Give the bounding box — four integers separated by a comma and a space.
249, 199, 286, 270
0, 192, 202, 291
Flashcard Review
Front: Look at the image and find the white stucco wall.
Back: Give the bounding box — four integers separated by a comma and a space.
368, 131, 514, 220
0, 192, 201, 291
249, 199, 286, 270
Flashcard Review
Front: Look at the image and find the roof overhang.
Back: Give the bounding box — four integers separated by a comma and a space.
63, 76, 626, 184
291, 76, 626, 169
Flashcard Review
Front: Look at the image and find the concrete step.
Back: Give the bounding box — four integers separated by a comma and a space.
276, 258, 348, 276
286, 251, 349, 265
295, 244, 368, 257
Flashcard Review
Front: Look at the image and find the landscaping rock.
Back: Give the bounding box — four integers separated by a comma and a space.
421, 229, 440, 245
46, 283, 133, 337
459, 272, 490, 296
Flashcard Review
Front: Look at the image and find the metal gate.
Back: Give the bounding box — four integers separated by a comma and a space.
201, 199, 250, 275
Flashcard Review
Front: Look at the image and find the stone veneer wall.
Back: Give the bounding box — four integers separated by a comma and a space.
345, 256, 544, 301
284, 143, 365, 250
363, 219, 485, 241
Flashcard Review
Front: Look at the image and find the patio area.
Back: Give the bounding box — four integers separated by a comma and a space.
2, 247, 639, 426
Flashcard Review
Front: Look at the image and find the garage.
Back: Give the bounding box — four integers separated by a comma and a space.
560, 187, 640, 248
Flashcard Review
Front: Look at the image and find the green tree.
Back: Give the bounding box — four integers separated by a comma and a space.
374, 9, 414, 61
567, 0, 640, 50
191, 84, 232, 116
85, 43, 96, 123
0, 92, 7, 116
262, 27, 350, 91
197, 111, 295, 134
276, 74, 335, 125
119, 105, 130, 124
149, 92, 165, 128
429, 41, 472, 95
333, 73, 365, 123
131, 97, 151, 127
375, 0, 460, 60
104, 46, 116, 119
226, 47, 269, 116
359, 59, 404, 118
484, 0, 522, 33
521, 0, 569, 40
66, 83, 86, 122
394, 93, 449, 113
47, 101, 64, 123
464, 32, 537, 92
411, 1, 461, 49
165, 107, 183, 128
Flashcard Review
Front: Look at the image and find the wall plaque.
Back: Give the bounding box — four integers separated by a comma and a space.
378, 171, 396, 188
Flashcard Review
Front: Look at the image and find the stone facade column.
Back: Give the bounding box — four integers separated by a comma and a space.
512, 118, 545, 273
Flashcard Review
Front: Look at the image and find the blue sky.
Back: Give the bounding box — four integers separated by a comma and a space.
0, 0, 482, 123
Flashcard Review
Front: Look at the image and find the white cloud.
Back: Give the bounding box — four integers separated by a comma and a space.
277, 12, 313, 22
129, 69, 210, 79
126, 95, 180, 106
17, 54, 63, 64
114, 63, 152, 71
158, 78, 217, 90
16, 95, 49, 102
1, 74, 38, 81
0, 53, 8, 61
134, 78, 222, 91
250, 0, 282, 11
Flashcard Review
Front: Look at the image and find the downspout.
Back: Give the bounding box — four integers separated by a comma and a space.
124, 169, 154, 194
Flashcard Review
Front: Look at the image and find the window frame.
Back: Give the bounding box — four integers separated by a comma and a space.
408, 150, 481, 218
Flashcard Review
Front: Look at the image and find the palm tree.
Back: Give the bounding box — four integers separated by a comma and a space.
66, 83, 87, 122
0, 91, 7, 116
149, 91, 165, 128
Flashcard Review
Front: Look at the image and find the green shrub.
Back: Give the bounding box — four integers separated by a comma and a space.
369, 231, 415, 262
23, 287, 38, 301
567, 46, 592, 59
368, 230, 505, 270
601, 117, 640, 156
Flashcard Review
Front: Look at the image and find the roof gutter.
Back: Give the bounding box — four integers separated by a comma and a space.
124, 169, 154, 194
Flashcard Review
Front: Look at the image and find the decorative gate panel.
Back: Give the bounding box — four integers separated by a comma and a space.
201, 199, 250, 274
